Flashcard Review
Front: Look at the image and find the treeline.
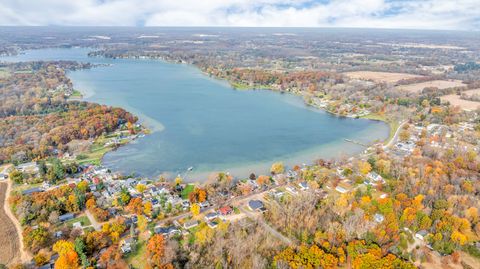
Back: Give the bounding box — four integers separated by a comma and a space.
454, 62, 480, 73
205, 67, 343, 91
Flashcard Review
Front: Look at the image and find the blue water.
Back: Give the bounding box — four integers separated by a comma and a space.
2, 48, 389, 180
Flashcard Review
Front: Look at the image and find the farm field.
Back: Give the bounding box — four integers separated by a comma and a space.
441, 89, 480, 111
343, 71, 423, 83
397, 79, 466, 93
0, 182, 20, 265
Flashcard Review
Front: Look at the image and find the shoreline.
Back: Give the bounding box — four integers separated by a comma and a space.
73, 51, 392, 181
9, 48, 393, 182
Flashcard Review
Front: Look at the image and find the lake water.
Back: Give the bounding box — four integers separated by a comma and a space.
2, 48, 389, 180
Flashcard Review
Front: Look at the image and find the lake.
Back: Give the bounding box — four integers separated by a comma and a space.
2, 48, 389, 180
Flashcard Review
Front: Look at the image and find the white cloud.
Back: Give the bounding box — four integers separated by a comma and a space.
0, 0, 478, 30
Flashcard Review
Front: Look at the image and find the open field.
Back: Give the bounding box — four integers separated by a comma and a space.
441, 89, 480, 111
0, 67, 10, 79
126, 240, 147, 269
63, 215, 91, 228
360, 113, 400, 145
181, 184, 195, 199
343, 71, 423, 83
0, 182, 20, 265
397, 80, 466, 93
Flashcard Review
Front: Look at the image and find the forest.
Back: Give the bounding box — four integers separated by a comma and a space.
0, 62, 137, 164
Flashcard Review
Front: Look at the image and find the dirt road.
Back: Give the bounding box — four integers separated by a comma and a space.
0, 164, 31, 265
0, 181, 21, 265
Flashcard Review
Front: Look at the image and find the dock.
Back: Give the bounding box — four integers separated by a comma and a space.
344, 138, 369, 147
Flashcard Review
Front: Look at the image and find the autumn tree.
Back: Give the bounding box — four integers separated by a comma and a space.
53, 240, 79, 269
191, 203, 200, 216
271, 162, 285, 174
146, 235, 173, 268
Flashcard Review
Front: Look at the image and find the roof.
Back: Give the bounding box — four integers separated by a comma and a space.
59, 213, 75, 221
374, 213, 384, 223
299, 182, 308, 189
219, 206, 232, 215
184, 220, 199, 228
154, 226, 179, 235
123, 237, 135, 245
335, 186, 348, 193
22, 187, 44, 195
416, 230, 428, 236
207, 221, 218, 228
205, 212, 218, 219
248, 200, 264, 210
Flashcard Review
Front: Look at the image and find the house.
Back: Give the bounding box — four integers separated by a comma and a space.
181, 200, 190, 208
38, 254, 59, 269
367, 172, 385, 184
154, 226, 180, 237
286, 186, 298, 195
72, 222, 82, 229
199, 201, 210, 208
287, 170, 297, 178
248, 200, 265, 211
335, 186, 348, 194
150, 186, 167, 196
54, 231, 63, 238
247, 179, 259, 189
270, 190, 285, 199
298, 181, 309, 191
374, 213, 385, 223
184, 220, 199, 229
59, 213, 75, 222
89, 184, 97, 191
207, 221, 218, 229
415, 230, 428, 241
22, 187, 44, 196
218, 206, 233, 216
204, 212, 218, 222
121, 237, 136, 254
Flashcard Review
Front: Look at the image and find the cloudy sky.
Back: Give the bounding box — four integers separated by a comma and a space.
0, 0, 479, 30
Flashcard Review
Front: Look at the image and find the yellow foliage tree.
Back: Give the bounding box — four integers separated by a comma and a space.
136, 184, 147, 193
137, 215, 148, 233
190, 203, 200, 216
451, 231, 467, 246
358, 161, 371, 175
270, 162, 285, 174
144, 201, 152, 216
195, 225, 214, 245
53, 240, 79, 269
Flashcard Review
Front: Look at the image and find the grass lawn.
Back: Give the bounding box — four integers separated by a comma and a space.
181, 184, 195, 199
126, 240, 147, 269
361, 113, 400, 145
70, 89, 83, 98
13, 179, 68, 193
12, 182, 43, 193
76, 136, 114, 165
63, 215, 91, 228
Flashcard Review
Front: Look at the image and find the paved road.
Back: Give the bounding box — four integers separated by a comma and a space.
384, 120, 408, 149
157, 184, 287, 226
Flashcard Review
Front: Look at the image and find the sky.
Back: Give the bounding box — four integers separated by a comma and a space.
0, 0, 479, 30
